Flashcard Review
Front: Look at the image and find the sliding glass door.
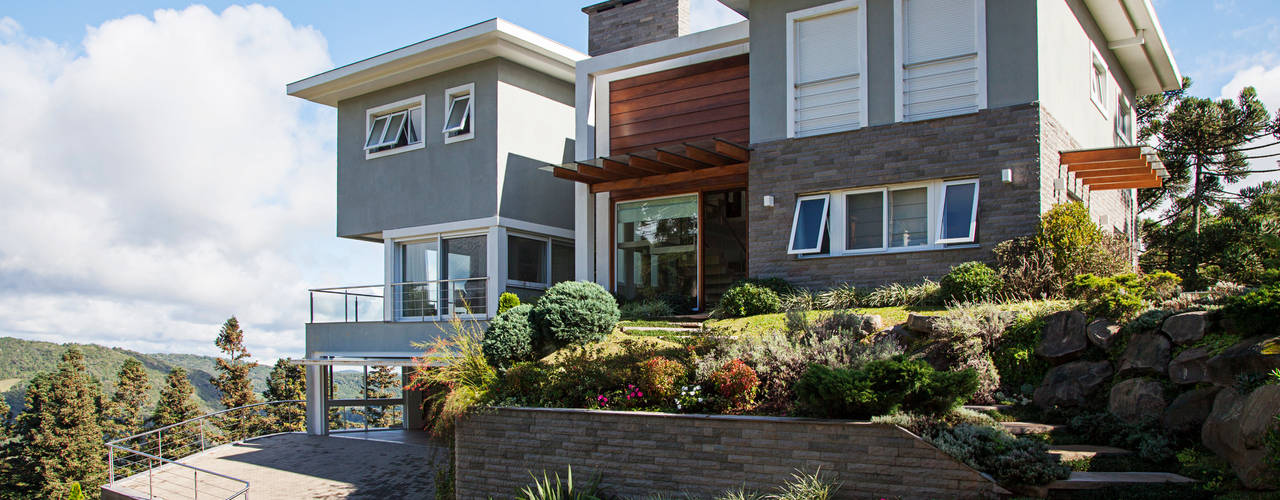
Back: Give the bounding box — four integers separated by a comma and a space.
615, 195, 699, 309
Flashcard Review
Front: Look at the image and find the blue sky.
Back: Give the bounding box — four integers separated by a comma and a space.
0, 1, 1276, 361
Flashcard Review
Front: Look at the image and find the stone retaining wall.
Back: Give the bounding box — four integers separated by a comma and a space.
454, 407, 1003, 499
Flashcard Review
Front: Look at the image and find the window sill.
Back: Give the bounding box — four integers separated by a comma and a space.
366, 142, 425, 160
795, 243, 981, 260
444, 133, 474, 145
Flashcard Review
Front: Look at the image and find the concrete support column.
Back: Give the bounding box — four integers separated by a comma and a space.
305, 363, 327, 436
575, 182, 593, 282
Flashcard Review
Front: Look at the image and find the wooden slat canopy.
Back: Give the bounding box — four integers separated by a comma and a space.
1060, 145, 1169, 190
547, 138, 750, 194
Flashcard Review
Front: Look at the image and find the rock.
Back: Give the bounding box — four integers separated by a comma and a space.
1037, 310, 1089, 362
1033, 360, 1113, 409
1086, 319, 1121, 350
859, 314, 884, 334
885, 324, 919, 344
1239, 384, 1280, 449
1202, 386, 1280, 490
1162, 387, 1220, 433
1168, 347, 1212, 385
1109, 378, 1166, 424
1162, 311, 1210, 345
1117, 333, 1172, 377
905, 313, 939, 336
1206, 335, 1280, 387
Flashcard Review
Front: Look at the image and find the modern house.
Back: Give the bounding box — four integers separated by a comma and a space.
289, 0, 1179, 433
551, 0, 1180, 311
287, 19, 585, 434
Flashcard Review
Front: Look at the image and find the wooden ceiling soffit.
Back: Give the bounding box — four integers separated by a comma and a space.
1060, 145, 1168, 191
548, 137, 752, 190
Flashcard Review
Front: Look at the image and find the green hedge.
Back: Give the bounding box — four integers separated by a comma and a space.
794, 356, 978, 419
719, 282, 781, 317
939, 261, 1004, 303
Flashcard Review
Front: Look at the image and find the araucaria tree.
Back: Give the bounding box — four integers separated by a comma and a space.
262, 359, 306, 432
358, 366, 403, 429
9, 348, 108, 499
211, 317, 262, 440
106, 358, 151, 439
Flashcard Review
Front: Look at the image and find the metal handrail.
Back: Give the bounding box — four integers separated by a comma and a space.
308, 285, 383, 323
106, 399, 305, 500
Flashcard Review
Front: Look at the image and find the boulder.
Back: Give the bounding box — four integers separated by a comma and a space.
1162, 387, 1220, 433
1108, 378, 1166, 424
1168, 347, 1212, 385
1162, 311, 1210, 345
1036, 310, 1089, 362
1116, 333, 1172, 377
1033, 360, 1113, 409
1202, 386, 1280, 490
1086, 319, 1121, 350
1206, 335, 1280, 387
905, 313, 939, 337
859, 314, 884, 335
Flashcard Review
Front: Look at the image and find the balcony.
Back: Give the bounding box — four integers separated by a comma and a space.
305, 278, 490, 355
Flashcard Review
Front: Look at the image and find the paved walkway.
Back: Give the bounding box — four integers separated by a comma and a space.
110, 431, 448, 499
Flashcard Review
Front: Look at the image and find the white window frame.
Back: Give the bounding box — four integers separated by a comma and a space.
392, 229, 490, 321
787, 194, 831, 255
1115, 96, 1133, 145
935, 179, 980, 244
1089, 44, 1109, 118
442, 83, 475, 144
804, 178, 981, 258
785, 0, 869, 139
837, 188, 889, 254
364, 96, 425, 160
892, 0, 987, 123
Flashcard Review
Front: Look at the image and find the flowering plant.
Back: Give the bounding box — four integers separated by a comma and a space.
675, 384, 706, 412
709, 359, 759, 411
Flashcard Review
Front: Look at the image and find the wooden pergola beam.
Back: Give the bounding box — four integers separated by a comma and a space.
575, 162, 628, 181
681, 143, 736, 166
627, 154, 682, 174
713, 139, 749, 162
595, 159, 657, 178
655, 150, 710, 171
1060, 146, 1145, 164
1088, 178, 1164, 190
1072, 166, 1157, 178
1065, 158, 1151, 171
552, 168, 602, 184
1081, 173, 1159, 185
590, 162, 748, 193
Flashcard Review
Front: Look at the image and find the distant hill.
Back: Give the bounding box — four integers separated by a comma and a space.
0, 337, 364, 417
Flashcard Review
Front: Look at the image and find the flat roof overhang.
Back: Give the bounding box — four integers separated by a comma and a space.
544, 138, 749, 194
1061, 145, 1169, 191
288, 357, 433, 367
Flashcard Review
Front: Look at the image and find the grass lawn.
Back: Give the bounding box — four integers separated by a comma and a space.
705, 305, 948, 335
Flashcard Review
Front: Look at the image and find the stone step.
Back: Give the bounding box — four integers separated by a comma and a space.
620, 326, 701, 333
962, 404, 1015, 413
1046, 445, 1131, 462
1000, 421, 1066, 435
1047, 471, 1196, 490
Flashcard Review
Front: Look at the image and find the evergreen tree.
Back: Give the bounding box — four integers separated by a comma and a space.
105, 358, 150, 440
211, 317, 261, 440
10, 348, 108, 499
261, 359, 306, 432
358, 366, 403, 428
152, 368, 199, 429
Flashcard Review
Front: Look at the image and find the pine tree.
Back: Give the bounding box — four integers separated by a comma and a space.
211, 317, 262, 440
152, 368, 199, 429
105, 358, 150, 440
10, 348, 108, 499
358, 366, 403, 428
262, 359, 306, 433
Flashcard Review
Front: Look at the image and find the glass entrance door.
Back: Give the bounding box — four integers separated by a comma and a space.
615, 195, 699, 310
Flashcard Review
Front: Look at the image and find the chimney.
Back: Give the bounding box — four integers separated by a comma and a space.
582, 0, 690, 56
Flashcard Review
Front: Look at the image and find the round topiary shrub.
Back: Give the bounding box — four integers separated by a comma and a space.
718, 282, 781, 317
482, 304, 535, 367
497, 292, 521, 315
530, 281, 619, 347
939, 261, 1004, 303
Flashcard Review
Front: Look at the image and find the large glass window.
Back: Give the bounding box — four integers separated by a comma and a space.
395, 234, 487, 318
889, 187, 928, 248
616, 195, 698, 305
937, 180, 979, 243
365, 99, 424, 154
551, 241, 575, 283
846, 191, 884, 250
507, 235, 547, 285
399, 240, 439, 318
443, 236, 486, 315
788, 195, 830, 254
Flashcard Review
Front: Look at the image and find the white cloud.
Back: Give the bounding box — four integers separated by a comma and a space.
689, 0, 745, 33
0, 6, 381, 362
1220, 62, 1280, 187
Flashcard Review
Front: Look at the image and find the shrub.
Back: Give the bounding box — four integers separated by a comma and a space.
635, 356, 686, 401
737, 277, 797, 297
516, 466, 604, 500
719, 282, 781, 318
993, 236, 1063, 299
619, 298, 674, 320
498, 292, 521, 315
710, 359, 760, 410
817, 283, 860, 309
407, 316, 497, 437
939, 261, 1004, 303
780, 290, 819, 312
794, 356, 977, 419
1221, 283, 1280, 335
927, 424, 1071, 486
498, 361, 549, 402
1039, 202, 1104, 273
990, 315, 1052, 394
862, 280, 941, 307
1068, 272, 1183, 321
483, 304, 535, 367
531, 281, 620, 347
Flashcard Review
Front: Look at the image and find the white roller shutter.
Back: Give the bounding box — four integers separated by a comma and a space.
901, 0, 983, 122
792, 5, 863, 137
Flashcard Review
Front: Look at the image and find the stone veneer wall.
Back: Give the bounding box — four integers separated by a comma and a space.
747, 104, 1043, 289
454, 407, 1003, 499
1039, 106, 1138, 256
582, 0, 689, 56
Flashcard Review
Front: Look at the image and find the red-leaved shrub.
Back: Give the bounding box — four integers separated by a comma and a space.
710, 359, 759, 411
635, 356, 686, 401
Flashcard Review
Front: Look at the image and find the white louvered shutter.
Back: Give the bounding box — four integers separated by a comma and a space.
902, 0, 981, 121
793, 7, 861, 137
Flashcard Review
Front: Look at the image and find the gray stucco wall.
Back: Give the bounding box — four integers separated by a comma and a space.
495, 60, 577, 230
305, 321, 477, 356
335, 60, 500, 239
748, 0, 1040, 144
